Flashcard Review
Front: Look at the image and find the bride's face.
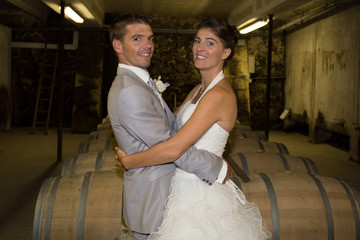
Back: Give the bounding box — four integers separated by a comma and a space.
192, 28, 230, 71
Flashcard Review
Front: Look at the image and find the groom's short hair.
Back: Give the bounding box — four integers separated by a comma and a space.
110, 14, 152, 42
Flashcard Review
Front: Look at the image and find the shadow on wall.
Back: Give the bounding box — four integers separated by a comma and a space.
0, 85, 9, 129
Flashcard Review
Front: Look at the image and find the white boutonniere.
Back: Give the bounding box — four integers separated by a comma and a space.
155, 76, 170, 94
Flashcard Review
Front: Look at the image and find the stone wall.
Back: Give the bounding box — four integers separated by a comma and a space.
246, 32, 286, 130
103, 14, 254, 118
71, 31, 105, 133
9, 14, 286, 133
225, 40, 251, 122
0, 24, 11, 130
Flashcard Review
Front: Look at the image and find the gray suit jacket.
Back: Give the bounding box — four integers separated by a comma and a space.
107, 67, 223, 233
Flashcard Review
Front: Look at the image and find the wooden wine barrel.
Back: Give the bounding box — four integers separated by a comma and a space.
232, 123, 252, 131
33, 170, 125, 240
229, 124, 267, 141
228, 152, 319, 175
61, 151, 118, 176
88, 129, 114, 141
227, 138, 289, 155
229, 129, 267, 141
78, 137, 118, 154
97, 122, 112, 131
231, 172, 360, 240
101, 116, 110, 124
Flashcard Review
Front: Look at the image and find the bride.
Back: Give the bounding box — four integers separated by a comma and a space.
116, 17, 271, 240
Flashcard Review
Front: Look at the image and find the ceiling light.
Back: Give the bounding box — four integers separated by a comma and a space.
63, 6, 84, 23
42, 1, 84, 24
238, 19, 269, 34
72, 2, 95, 20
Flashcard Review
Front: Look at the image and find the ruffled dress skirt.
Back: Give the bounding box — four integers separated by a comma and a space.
148, 169, 271, 240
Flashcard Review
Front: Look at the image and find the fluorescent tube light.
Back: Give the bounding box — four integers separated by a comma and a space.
239, 19, 269, 34
64, 6, 84, 23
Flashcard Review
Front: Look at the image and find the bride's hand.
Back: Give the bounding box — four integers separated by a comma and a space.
115, 147, 128, 170
222, 161, 232, 184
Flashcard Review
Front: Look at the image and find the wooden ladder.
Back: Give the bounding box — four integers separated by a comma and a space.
32, 43, 59, 135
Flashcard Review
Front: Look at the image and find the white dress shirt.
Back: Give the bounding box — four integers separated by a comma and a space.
118, 63, 150, 84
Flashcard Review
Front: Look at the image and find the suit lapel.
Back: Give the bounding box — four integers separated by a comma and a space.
163, 102, 175, 124
118, 67, 171, 123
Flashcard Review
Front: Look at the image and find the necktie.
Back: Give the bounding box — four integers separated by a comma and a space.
147, 78, 164, 108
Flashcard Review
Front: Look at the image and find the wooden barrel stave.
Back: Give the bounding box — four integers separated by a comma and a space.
228, 138, 289, 155
232, 172, 360, 240
78, 137, 118, 154
88, 129, 114, 141
229, 129, 267, 141
229, 123, 267, 140
33, 170, 124, 240
229, 152, 319, 175
61, 151, 118, 176
97, 122, 112, 131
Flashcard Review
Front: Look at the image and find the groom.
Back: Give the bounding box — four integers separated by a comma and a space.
107, 14, 229, 240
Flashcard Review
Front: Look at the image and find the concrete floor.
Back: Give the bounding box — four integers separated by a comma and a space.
0, 127, 89, 240
0, 127, 359, 239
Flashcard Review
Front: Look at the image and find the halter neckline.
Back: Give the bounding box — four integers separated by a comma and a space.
192, 70, 225, 104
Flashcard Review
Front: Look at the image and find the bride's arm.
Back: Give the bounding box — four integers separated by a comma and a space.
117, 88, 226, 169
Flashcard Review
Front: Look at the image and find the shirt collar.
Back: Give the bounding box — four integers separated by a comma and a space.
118, 63, 150, 84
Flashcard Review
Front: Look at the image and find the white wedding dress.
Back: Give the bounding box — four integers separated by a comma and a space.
148, 71, 271, 240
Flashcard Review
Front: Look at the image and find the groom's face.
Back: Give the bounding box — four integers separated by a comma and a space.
114, 23, 154, 71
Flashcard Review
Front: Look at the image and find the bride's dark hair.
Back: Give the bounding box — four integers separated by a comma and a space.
197, 17, 239, 61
